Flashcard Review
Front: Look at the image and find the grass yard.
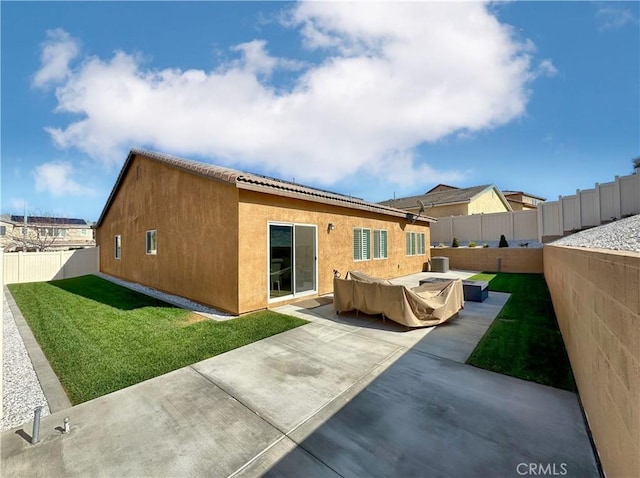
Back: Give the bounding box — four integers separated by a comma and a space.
466, 272, 576, 392
8, 275, 308, 404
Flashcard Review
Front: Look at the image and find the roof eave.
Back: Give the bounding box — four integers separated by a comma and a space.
95, 151, 136, 228
237, 182, 435, 223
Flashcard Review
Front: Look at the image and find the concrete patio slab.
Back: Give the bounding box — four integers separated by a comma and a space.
192, 322, 404, 434
232, 437, 341, 478
412, 292, 510, 363
2, 366, 283, 478
283, 349, 598, 478
283, 303, 437, 349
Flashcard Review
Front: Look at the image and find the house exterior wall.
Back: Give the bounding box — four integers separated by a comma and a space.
96, 155, 240, 314
506, 193, 540, 211
468, 189, 509, 215
1, 220, 94, 251
0, 221, 15, 250
544, 245, 639, 478
507, 199, 525, 211
237, 190, 431, 314
425, 203, 469, 218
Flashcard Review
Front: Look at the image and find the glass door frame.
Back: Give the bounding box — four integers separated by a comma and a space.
267, 221, 318, 303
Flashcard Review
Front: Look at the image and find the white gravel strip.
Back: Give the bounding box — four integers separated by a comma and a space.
552, 214, 640, 253
97, 273, 235, 320
2, 293, 50, 432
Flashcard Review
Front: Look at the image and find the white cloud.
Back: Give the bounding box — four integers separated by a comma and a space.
536, 59, 558, 78
33, 161, 95, 197
38, 2, 545, 186
596, 6, 637, 31
32, 29, 80, 89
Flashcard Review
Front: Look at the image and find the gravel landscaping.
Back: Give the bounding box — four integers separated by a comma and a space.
552, 214, 640, 253
2, 293, 50, 432
97, 272, 234, 320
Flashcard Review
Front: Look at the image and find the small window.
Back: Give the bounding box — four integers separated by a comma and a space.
81, 229, 87, 236
0, 225, 6, 236
353, 228, 371, 261
373, 229, 388, 259
146, 230, 157, 255
114, 235, 122, 259
406, 232, 426, 256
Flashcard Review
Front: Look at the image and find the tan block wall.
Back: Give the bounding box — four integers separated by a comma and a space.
238, 190, 431, 313
468, 188, 510, 215
430, 247, 543, 273
96, 155, 241, 314
544, 245, 640, 478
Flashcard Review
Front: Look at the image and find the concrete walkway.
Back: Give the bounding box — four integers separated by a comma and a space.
1, 272, 599, 477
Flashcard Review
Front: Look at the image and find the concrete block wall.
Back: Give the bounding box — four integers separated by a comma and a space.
430, 247, 543, 273
544, 245, 639, 478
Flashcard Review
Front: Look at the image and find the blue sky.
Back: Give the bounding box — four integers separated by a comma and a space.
1, 1, 638, 221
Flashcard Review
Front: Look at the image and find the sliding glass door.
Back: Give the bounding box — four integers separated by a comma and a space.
269, 223, 316, 300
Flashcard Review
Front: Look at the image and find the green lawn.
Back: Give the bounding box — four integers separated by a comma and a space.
466, 272, 576, 392
8, 275, 308, 404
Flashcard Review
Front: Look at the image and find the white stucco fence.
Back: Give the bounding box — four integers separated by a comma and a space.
2, 247, 99, 285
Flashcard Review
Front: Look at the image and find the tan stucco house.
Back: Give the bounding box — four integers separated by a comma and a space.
1, 214, 95, 251
502, 190, 546, 211
95, 149, 434, 315
379, 184, 512, 218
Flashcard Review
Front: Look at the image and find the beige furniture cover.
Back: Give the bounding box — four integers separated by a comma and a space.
333, 271, 464, 328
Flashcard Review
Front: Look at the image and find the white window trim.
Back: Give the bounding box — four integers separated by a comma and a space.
146, 230, 157, 255
353, 227, 371, 262
114, 235, 122, 259
373, 229, 388, 260
406, 232, 426, 256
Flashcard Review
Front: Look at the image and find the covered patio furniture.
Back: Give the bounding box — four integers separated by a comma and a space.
333, 271, 464, 328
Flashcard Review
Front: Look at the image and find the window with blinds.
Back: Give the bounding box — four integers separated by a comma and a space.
146, 230, 157, 255
406, 232, 426, 256
114, 235, 122, 259
353, 228, 371, 261
373, 229, 388, 259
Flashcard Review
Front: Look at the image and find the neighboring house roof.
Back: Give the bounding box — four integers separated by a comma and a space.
96, 148, 435, 227
7, 216, 89, 226
502, 191, 547, 201
380, 184, 511, 211
424, 184, 459, 194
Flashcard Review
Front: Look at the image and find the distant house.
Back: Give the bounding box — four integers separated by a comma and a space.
95, 148, 434, 315
0, 215, 95, 252
379, 184, 512, 218
502, 191, 546, 211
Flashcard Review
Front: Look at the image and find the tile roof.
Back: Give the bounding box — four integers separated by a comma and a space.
96, 148, 435, 227
379, 184, 493, 210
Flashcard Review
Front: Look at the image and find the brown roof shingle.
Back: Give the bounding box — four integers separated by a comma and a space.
379, 184, 493, 210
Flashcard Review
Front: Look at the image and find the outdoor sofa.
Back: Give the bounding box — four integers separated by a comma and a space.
333, 271, 464, 328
